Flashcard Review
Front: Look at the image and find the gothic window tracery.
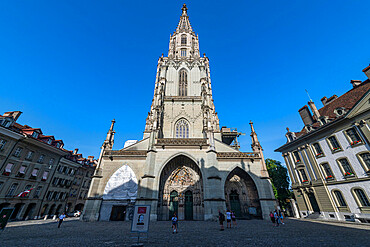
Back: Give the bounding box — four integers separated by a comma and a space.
181, 34, 187, 45
175, 119, 189, 138
179, 70, 187, 96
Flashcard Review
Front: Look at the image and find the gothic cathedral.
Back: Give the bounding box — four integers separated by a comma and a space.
82, 4, 275, 222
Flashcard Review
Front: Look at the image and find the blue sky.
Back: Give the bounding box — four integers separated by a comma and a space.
0, 0, 369, 163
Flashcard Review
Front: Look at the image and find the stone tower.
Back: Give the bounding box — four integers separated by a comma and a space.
82, 4, 275, 222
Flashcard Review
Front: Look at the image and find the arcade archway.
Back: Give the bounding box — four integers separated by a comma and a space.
158, 155, 203, 221
224, 167, 262, 219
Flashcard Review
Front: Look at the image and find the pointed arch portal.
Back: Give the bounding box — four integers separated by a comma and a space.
224, 167, 262, 219
158, 155, 203, 220
103, 165, 138, 200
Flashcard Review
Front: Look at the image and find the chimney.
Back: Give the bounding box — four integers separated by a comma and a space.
321, 97, 328, 106
73, 148, 79, 155
326, 95, 338, 105
363, 65, 370, 79
308, 101, 321, 120
3, 111, 22, 121
350, 80, 362, 88
88, 156, 94, 162
298, 105, 314, 126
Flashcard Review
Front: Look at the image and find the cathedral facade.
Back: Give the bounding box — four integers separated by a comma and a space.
82, 4, 275, 222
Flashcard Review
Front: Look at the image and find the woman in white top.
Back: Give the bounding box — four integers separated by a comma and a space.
226, 210, 232, 228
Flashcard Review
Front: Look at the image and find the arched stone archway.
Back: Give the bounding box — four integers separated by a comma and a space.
55, 204, 63, 215
99, 164, 138, 221
224, 167, 262, 219
41, 204, 48, 216
48, 204, 56, 216
158, 155, 203, 221
23, 203, 36, 220
74, 203, 84, 211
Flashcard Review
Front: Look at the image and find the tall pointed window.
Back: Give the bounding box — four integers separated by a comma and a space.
179, 70, 188, 96
175, 119, 189, 138
181, 34, 187, 45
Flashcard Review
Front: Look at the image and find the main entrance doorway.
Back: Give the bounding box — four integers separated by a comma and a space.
224, 167, 262, 219
229, 190, 242, 217
308, 192, 320, 213
110, 205, 126, 221
158, 155, 204, 221
169, 191, 179, 220
185, 191, 193, 220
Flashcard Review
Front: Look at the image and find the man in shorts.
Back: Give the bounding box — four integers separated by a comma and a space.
226, 210, 232, 228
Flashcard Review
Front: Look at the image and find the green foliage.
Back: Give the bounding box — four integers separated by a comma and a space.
265, 158, 292, 208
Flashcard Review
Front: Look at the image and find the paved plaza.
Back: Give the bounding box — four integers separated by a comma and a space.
2, 218, 370, 247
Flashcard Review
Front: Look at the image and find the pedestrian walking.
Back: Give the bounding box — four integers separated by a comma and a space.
279, 210, 285, 225
218, 210, 225, 231
231, 211, 237, 228
58, 213, 66, 228
226, 209, 232, 228
274, 210, 280, 227
171, 213, 178, 234
269, 211, 275, 225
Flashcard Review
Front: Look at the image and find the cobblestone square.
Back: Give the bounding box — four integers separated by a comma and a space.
2, 218, 370, 247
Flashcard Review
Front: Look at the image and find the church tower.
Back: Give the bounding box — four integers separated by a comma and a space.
82, 4, 275, 222
144, 4, 219, 146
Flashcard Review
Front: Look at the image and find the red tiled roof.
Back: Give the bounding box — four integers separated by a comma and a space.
318, 80, 370, 118
362, 65, 370, 72
293, 80, 370, 138
39, 135, 54, 138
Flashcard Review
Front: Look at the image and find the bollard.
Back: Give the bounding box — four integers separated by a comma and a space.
52, 215, 57, 220
44, 215, 48, 220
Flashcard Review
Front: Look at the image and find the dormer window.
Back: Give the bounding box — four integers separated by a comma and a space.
287, 134, 294, 142
0, 118, 12, 127
47, 139, 52, 145
32, 132, 39, 138
56, 143, 61, 148
334, 107, 346, 117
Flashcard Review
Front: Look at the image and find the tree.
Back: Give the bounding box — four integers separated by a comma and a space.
265, 158, 292, 209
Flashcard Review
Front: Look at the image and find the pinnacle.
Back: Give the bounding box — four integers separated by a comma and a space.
182, 4, 188, 16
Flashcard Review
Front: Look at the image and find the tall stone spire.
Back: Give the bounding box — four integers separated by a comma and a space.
176, 4, 193, 33
250, 121, 269, 178
103, 119, 115, 150
168, 4, 200, 58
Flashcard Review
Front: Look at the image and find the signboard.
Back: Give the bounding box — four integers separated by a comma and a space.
0, 208, 14, 231
248, 207, 257, 215
131, 205, 151, 233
